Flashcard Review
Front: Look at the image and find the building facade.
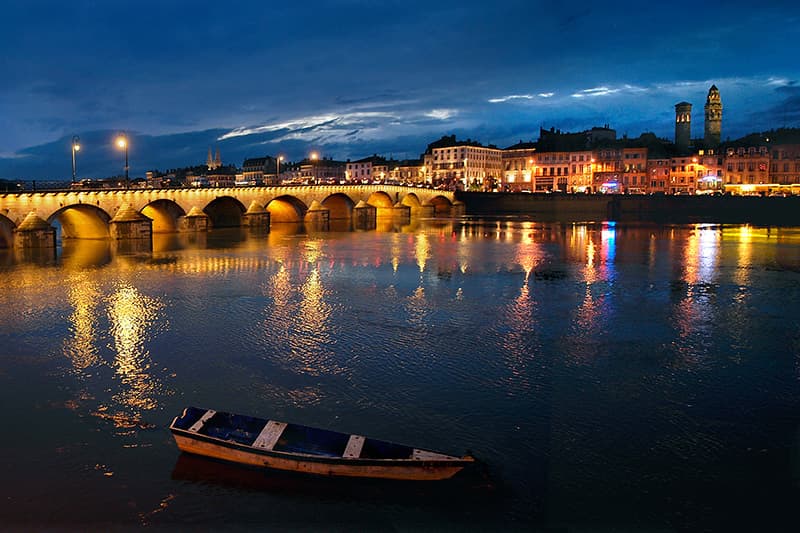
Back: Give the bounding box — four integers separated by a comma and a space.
502, 142, 538, 192
723, 146, 770, 193
769, 144, 800, 186
430, 143, 503, 190
346, 156, 392, 184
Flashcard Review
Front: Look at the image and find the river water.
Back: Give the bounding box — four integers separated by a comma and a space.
1, 218, 799, 531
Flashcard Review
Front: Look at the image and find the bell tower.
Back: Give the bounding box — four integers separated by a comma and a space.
674, 102, 692, 153
704, 85, 722, 149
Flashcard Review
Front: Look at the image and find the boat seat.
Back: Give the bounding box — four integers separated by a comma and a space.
252, 420, 287, 450
188, 409, 216, 433
412, 449, 452, 460
343, 434, 365, 458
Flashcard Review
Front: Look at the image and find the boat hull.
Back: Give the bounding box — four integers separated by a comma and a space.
172, 432, 470, 480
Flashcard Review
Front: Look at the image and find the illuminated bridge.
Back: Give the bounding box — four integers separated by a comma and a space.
0, 184, 461, 248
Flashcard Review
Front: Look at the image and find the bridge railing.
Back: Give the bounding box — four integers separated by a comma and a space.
3, 182, 458, 194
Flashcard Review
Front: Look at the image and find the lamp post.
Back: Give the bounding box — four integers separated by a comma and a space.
71, 136, 81, 184
116, 134, 129, 189
277, 155, 284, 184
309, 151, 318, 184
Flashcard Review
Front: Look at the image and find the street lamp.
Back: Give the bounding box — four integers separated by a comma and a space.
309, 151, 319, 184
116, 134, 129, 188
71, 136, 81, 184
277, 155, 284, 184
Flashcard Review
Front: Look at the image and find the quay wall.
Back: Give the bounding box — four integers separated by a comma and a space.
456, 192, 800, 225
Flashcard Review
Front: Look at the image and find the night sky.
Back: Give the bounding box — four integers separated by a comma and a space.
1, 0, 799, 180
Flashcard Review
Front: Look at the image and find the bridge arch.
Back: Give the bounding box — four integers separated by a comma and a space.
142, 199, 186, 233
367, 191, 394, 209
48, 204, 111, 240
321, 193, 355, 220
204, 196, 246, 228
429, 195, 454, 216
0, 214, 14, 248
401, 193, 422, 208
267, 195, 307, 223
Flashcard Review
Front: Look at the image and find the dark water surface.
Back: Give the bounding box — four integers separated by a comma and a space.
1, 219, 800, 531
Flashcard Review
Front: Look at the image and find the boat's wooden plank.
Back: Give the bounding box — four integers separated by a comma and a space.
188, 409, 216, 433
412, 449, 453, 461
252, 420, 287, 450
343, 435, 365, 458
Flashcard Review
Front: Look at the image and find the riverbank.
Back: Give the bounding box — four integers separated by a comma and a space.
455, 191, 800, 224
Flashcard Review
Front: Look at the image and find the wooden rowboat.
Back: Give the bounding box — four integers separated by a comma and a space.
169, 407, 475, 481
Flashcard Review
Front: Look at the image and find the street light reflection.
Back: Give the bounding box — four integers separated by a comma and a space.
107, 283, 164, 414
414, 233, 430, 273
63, 272, 102, 371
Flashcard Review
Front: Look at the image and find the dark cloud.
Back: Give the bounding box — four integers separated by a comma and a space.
755, 83, 800, 127
1, 1, 798, 177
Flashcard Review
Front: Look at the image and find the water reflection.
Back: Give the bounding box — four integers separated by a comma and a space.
107, 283, 165, 415
60, 239, 111, 269
669, 225, 721, 367
261, 252, 342, 382
63, 272, 102, 371
499, 265, 538, 392
565, 227, 613, 366
5, 219, 800, 529
414, 233, 430, 274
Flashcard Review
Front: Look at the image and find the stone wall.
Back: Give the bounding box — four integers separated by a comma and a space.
456, 192, 800, 225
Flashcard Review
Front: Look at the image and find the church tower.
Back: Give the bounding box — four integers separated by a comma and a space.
704, 85, 722, 149
674, 102, 692, 153
207, 147, 222, 170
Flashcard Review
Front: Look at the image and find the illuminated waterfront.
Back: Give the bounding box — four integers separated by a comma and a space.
1, 219, 800, 530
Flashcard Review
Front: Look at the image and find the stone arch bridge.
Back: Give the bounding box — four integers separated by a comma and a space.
0, 184, 460, 248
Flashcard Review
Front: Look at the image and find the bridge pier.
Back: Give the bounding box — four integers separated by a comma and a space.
109, 204, 152, 241
13, 211, 55, 249
242, 201, 271, 232
179, 206, 210, 232
392, 202, 411, 223
304, 200, 330, 231
417, 202, 435, 218
452, 200, 466, 217
353, 200, 377, 230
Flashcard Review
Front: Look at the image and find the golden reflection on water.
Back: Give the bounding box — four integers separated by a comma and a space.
107, 283, 164, 413
60, 239, 111, 269
415, 233, 430, 273
390, 233, 402, 274
684, 225, 720, 285
262, 258, 341, 379
734, 225, 753, 287
63, 272, 102, 371
302, 239, 323, 264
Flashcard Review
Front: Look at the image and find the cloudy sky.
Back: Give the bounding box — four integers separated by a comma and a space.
1, 0, 799, 180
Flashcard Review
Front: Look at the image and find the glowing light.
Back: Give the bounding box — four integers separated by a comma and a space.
107, 283, 165, 414
415, 234, 430, 273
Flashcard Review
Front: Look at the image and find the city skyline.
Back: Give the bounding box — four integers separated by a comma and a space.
1, 0, 799, 179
